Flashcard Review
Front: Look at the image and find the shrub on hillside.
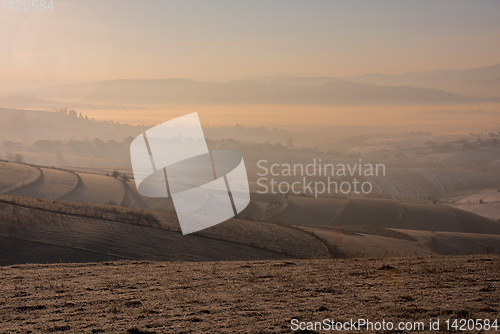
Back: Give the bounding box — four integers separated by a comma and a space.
8, 153, 24, 163
121, 174, 130, 183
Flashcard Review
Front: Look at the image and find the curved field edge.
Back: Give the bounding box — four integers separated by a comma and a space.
6, 168, 79, 199
58, 173, 126, 205
56, 172, 82, 200
0, 162, 37, 193
2, 166, 42, 194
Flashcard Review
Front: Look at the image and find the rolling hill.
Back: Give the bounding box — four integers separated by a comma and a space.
0, 191, 333, 266
0, 161, 499, 266
282, 196, 500, 234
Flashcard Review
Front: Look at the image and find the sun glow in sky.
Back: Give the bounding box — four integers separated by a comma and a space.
0, 0, 499, 81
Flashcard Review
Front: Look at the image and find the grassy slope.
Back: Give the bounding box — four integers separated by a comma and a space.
284, 196, 500, 234
59, 173, 125, 204
0, 194, 329, 266
450, 188, 500, 221
7, 168, 78, 199
0, 162, 40, 193
305, 226, 500, 258
0, 161, 499, 264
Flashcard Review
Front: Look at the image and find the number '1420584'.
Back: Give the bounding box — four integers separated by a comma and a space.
445, 319, 498, 331
2, 0, 54, 11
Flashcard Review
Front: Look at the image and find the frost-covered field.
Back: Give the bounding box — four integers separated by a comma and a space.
7, 168, 78, 199
60, 173, 125, 204
0, 255, 498, 333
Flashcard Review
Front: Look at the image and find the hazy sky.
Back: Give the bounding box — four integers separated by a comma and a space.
1, 0, 499, 81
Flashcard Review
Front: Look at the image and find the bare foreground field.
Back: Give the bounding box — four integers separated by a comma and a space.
0, 255, 498, 333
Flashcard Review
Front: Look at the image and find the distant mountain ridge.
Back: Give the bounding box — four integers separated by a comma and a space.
16, 77, 496, 106
356, 63, 500, 84
1, 63, 499, 106
354, 63, 500, 97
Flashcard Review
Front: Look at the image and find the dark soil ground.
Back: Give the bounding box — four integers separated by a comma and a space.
0, 254, 499, 333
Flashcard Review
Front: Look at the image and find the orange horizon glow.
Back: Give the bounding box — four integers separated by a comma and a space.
64, 103, 500, 136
